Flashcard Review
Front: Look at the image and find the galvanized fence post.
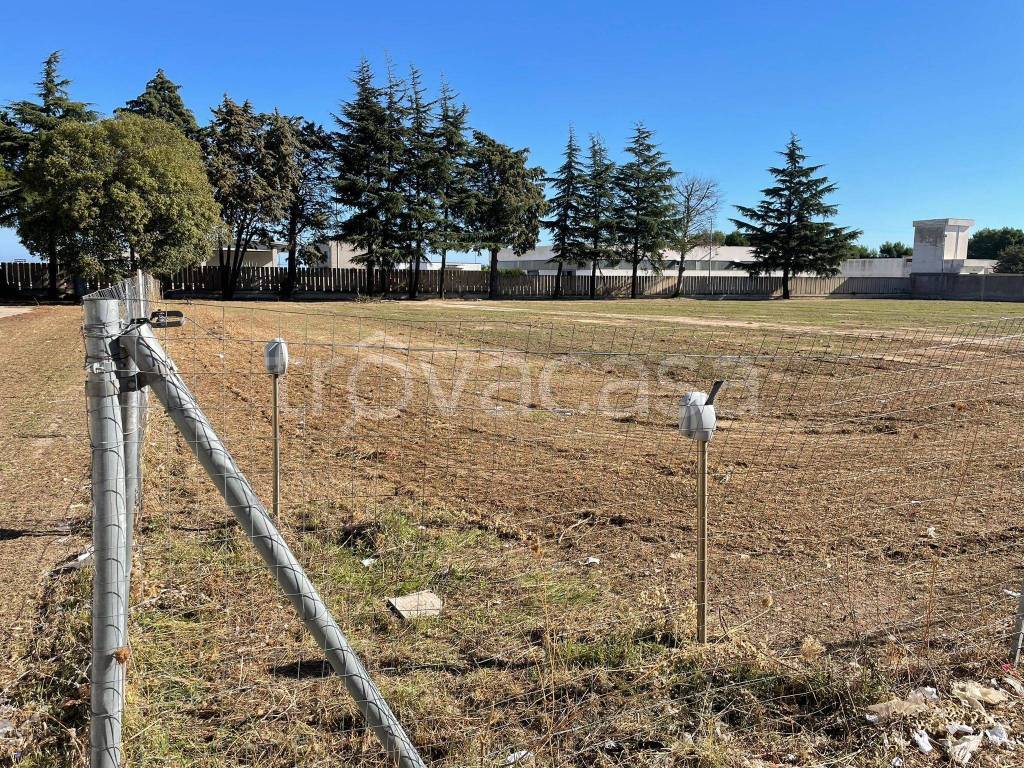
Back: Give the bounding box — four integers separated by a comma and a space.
121, 321, 425, 768
84, 297, 128, 768
118, 272, 146, 598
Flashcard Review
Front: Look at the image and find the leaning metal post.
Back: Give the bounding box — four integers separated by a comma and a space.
84, 297, 128, 768
120, 321, 424, 768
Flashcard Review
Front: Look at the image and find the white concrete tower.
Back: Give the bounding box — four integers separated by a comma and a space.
910, 218, 974, 274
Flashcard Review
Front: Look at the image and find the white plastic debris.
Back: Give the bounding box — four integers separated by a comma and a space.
911, 729, 933, 754
890, 758, 903, 768
926, 526, 937, 538
866, 687, 938, 722
985, 724, 1011, 747
583, 556, 600, 566
952, 681, 1008, 712
946, 723, 975, 737
1002, 676, 1024, 697
504, 750, 534, 765
1003, 589, 1022, 599
361, 557, 377, 567
947, 733, 983, 765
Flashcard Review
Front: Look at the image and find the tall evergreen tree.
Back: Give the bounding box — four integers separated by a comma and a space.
400, 66, 439, 299
431, 78, 472, 299
731, 134, 860, 298
465, 131, 547, 299
332, 59, 406, 294
542, 127, 586, 298
117, 69, 198, 138
273, 118, 333, 297
0, 51, 96, 298
613, 123, 678, 298
333, 59, 390, 293
580, 134, 617, 298
377, 64, 409, 289
203, 97, 297, 299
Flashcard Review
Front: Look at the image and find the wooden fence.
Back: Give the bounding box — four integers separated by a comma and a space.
160, 265, 912, 299
0, 262, 117, 299
1, 261, 925, 301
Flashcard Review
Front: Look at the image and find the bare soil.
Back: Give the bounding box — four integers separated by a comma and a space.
3, 298, 1023, 767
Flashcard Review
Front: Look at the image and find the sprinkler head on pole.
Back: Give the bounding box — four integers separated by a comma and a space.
264, 338, 289, 376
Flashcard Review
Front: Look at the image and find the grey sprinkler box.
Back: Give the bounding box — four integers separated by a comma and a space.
263, 338, 289, 376
679, 380, 723, 443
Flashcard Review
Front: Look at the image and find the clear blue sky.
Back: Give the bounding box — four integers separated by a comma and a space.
3, 0, 1022, 259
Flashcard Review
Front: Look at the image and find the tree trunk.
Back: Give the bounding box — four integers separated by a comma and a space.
283, 204, 299, 298
438, 249, 448, 299
409, 242, 421, 300
782, 267, 791, 299
47, 237, 58, 302
590, 258, 597, 299
553, 261, 563, 299
129, 245, 138, 274
223, 230, 247, 301
674, 252, 685, 298
631, 261, 638, 299
488, 249, 499, 299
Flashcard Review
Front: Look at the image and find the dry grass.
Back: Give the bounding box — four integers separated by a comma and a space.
4, 297, 1024, 766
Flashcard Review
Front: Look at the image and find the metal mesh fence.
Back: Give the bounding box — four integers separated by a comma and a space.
108, 298, 1024, 766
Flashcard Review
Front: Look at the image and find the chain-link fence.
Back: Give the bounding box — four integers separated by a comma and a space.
77, 292, 1024, 766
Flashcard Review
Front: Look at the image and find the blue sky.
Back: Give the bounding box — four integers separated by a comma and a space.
2, 0, 1022, 260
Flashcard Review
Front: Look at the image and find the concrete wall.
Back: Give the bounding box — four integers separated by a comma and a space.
840, 258, 908, 278
911, 273, 1024, 301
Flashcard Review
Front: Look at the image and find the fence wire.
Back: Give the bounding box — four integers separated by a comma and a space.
101, 298, 1024, 766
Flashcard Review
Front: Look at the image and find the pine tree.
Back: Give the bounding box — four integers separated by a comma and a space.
0, 51, 96, 298
203, 97, 297, 299
400, 66, 439, 299
465, 131, 547, 299
117, 69, 198, 138
731, 134, 860, 299
274, 118, 333, 297
431, 78, 471, 299
613, 123, 678, 298
377, 64, 409, 289
542, 127, 586, 298
580, 134, 616, 299
332, 59, 391, 293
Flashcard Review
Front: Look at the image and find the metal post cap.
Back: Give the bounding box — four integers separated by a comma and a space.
264, 338, 289, 375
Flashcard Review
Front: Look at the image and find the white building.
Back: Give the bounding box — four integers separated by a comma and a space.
312, 240, 483, 271
496, 245, 756, 277
497, 219, 998, 279
199, 242, 283, 268
910, 218, 994, 274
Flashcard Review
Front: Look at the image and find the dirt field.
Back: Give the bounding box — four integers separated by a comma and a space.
3, 297, 1024, 767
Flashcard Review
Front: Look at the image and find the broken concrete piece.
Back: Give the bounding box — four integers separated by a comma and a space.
386, 590, 443, 620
